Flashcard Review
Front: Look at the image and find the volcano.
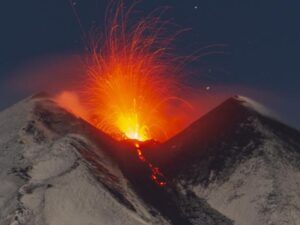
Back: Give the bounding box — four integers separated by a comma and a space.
1, 94, 299, 225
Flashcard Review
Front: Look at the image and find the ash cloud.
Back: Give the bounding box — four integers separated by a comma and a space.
54, 91, 90, 122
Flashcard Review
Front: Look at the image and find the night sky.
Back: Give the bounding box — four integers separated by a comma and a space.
0, 0, 299, 129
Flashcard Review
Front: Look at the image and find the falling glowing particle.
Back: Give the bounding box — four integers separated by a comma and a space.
206, 86, 211, 91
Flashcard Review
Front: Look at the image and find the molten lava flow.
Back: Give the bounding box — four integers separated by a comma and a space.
84, 1, 191, 142
135, 143, 167, 187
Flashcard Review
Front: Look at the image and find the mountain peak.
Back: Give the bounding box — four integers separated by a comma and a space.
1, 93, 300, 225
158, 96, 300, 225
163, 96, 264, 147
30, 91, 53, 100
150, 95, 296, 180
230, 95, 275, 118
0, 93, 234, 225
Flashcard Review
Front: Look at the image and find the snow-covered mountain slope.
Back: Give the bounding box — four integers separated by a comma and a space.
156, 96, 300, 225
0, 93, 233, 225
0, 93, 170, 225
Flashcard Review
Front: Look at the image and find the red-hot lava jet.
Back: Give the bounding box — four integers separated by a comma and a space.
67, 1, 194, 186
84, 1, 192, 143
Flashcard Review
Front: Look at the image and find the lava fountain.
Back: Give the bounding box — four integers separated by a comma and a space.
69, 1, 197, 187
84, 1, 191, 142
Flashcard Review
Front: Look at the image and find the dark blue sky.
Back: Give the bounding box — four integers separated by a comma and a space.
0, 0, 299, 129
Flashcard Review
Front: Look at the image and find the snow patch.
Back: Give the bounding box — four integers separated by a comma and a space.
235, 96, 277, 118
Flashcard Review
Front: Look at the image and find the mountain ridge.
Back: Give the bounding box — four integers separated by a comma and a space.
147, 95, 300, 225
1, 93, 300, 225
0, 93, 233, 225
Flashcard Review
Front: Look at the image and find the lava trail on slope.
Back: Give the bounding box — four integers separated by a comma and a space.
134, 142, 167, 187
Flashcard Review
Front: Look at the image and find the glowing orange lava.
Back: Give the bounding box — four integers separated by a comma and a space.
135, 143, 167, 186
84, 1, 190, 142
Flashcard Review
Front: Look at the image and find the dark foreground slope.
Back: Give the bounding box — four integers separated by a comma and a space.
150, 96, 300, 225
